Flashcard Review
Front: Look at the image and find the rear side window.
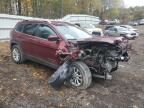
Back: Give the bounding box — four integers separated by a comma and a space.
15, 23, 24, 32
23, 24, 37, 35
109, 27, 115, 31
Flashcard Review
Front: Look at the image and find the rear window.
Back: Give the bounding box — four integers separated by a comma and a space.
15, 23, 25, 32
23, 24, 38, 35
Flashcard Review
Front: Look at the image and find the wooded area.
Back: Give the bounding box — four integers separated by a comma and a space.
0, 0, 144, 21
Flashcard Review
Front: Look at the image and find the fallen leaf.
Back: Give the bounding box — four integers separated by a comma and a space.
12, 78, 17, 80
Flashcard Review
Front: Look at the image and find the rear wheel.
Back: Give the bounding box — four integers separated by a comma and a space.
11, 45, 25, 63
69, 61, 92, 89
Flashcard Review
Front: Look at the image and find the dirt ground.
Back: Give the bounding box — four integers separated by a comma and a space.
0, 26, 144, 108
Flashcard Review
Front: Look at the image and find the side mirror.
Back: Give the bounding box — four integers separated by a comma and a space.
48, 35, 60, 41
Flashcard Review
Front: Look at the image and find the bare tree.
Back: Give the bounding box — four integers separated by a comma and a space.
10, 0, 17, 14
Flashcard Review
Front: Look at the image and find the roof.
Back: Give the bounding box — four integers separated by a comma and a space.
62, 14, 100, 19
61, 14, 101, 25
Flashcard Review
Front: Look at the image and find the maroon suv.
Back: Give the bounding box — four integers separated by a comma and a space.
10, 20, 129, 89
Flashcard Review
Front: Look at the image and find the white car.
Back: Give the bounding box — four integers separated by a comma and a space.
104, 26, 139, 39
120, 25, 139, 33
128, 21, 138, 26
139, 19, 144, 25
79, 24, 103, 36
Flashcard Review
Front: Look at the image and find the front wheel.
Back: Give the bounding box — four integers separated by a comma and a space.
69, 61, 92, 89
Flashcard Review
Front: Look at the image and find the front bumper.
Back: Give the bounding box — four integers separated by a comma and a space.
115, 52, 130, 62
119, 52, 130, 61
107, 51, 130, 62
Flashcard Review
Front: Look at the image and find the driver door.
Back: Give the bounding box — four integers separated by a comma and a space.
33, 24, 60, 66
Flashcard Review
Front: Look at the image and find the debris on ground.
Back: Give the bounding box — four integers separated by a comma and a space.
48, 60, 73, 89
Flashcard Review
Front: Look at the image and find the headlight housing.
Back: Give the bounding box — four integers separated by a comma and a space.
125, 33, 132, 37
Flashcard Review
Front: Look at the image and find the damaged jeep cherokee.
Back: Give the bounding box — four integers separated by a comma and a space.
10, 20, 129, 89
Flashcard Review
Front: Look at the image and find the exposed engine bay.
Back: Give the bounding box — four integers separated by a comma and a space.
76, 42, 129, 79
50, 38, 130, 89
62, 39, 130, 80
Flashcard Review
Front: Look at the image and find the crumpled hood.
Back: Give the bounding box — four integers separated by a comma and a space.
77, 36, 123, 44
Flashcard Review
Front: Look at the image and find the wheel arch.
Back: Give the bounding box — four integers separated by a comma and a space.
69, 61, 92, 89
10, 41, 20, 49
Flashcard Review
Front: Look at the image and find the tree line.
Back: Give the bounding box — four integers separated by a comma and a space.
0, 0, 143, 21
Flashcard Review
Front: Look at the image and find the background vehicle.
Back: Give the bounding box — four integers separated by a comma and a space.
105, 25, 114, 30
128, 21, 138, 26
61, 14, 103, 36
76, 23, 103, 36
10, 20, 129, 89
100, 19, 120, 25
120, 25, 139, 33
61, 14, 101, 25
104, 26, 138, 39
138, 19, 144, 25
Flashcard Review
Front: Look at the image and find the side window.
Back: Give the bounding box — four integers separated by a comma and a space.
35, 24, 56, 39
23, 24, 37, 36
15, 23, 24, 32
109, 27, 115, 31
114, 28, 118, 32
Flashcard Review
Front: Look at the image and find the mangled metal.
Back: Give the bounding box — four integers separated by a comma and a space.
76, 39, 129, 79
48, 60, 73, 89
49, 36, 130, 89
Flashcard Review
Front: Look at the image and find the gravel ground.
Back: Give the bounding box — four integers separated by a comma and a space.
0, 26, 144, 108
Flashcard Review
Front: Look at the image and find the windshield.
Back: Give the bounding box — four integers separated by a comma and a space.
118, 27, 128, 31
55, 25, 92, 40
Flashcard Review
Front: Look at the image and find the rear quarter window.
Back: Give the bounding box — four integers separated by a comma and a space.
15, 23, 25, 32
23, 24, 38, 36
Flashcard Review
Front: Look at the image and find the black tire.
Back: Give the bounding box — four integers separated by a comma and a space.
69, 61, 92, 89
11, 45, 25, 64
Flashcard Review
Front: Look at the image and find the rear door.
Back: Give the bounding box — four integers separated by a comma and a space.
20, 23, 39, 56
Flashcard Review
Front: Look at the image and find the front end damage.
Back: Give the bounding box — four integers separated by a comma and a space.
76, 40, 129, 80
65, 37, 129, 79
49, 37, 130, 89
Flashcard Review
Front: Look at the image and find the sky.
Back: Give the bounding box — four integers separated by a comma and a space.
124, 0, 144, 8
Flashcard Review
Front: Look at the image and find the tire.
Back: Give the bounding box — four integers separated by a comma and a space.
69, 61, 92, 89
11, 45, 25, 63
